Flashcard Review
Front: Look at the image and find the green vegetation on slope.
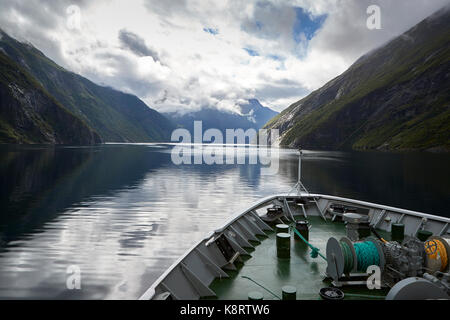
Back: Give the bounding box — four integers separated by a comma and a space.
266, 8, 450, 152
0, 51, 102, 144
0, 30, 173, 143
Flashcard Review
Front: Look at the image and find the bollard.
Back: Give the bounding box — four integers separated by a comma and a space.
248, 291, 263, 300
276, 224, 289, 233
276, 232, 291, 259
294, 221, 309, 241
282, 286, 297, 300
391, 223, 405, 242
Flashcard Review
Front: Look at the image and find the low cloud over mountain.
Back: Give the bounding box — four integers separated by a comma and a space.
0, 0, 448, 114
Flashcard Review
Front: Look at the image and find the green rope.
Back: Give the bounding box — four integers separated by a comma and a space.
340, 241, 354, 273
291, 227, 327, 261
241, 276, 281, 300
280, 219, 326, 261
353, 241, 380, 272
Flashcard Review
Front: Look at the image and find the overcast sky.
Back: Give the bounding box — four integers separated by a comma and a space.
0, 0, 449, 113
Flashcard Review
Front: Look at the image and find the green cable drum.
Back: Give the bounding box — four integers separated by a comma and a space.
340, 241, 354, 273
340, 237, 357, 273
391, 223, 405, 242
326, 237, 383, 280
276, 232, 291, 259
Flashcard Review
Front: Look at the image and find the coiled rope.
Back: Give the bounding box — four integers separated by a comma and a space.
339, 240, 380, 273
340, 241, 354, 273
425, 239, 448, 271
353, 241, 380, 272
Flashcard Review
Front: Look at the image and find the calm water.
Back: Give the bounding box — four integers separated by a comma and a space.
0, 144, 449, 299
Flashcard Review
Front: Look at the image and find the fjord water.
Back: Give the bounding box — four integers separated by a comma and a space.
0, 144, 448, 299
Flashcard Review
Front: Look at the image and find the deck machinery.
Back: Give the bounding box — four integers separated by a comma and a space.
325, 211, 450, 299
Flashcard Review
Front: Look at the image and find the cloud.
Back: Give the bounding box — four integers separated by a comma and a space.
241, 1, 297, 42
292, 0, 450, 89
118, 29, 160, 61
143, 0, 188, 17
0, 0, 448, 114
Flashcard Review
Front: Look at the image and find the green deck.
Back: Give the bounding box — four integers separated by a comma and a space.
208, 216, 389, 300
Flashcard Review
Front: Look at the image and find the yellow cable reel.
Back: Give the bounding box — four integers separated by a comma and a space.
424, 237, 449, 272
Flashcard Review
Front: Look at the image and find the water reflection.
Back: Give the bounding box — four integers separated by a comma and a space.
0, 144, 448, 299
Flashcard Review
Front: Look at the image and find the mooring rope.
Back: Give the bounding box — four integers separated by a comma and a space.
291, 227, 327, 261
340, 241, 354, 273
353, 241, 380, 272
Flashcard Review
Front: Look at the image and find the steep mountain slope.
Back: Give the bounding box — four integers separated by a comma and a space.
0, 30, 173, 142
266, 7, 450, 152
165, 99, 278, 137
0, 51, 101, 144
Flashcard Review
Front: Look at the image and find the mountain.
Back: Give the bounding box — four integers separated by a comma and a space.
265, 7, 450, 152
165, 99, 278, 138
0, 30, 173, 143
239, 99, 279, 129
0, 50, 101, 144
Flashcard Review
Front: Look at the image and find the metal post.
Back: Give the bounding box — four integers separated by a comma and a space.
296, 149, 327, 221
298, 149, 302, 185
